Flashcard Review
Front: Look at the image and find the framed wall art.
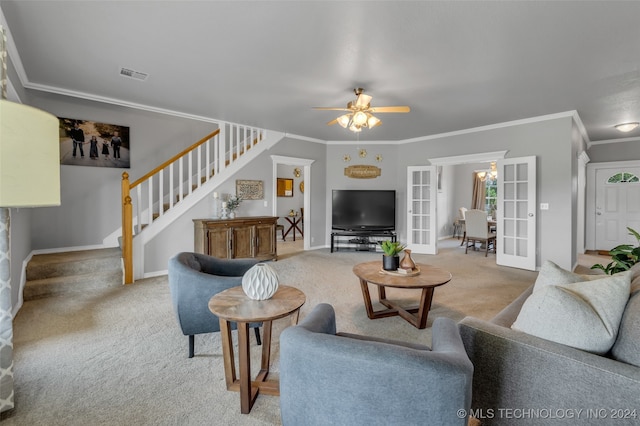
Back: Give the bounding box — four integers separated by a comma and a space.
236, 179, 264, 200
58, 117, 130, 168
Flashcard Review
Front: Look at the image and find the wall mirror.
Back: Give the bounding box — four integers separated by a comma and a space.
277, 178, 294, 197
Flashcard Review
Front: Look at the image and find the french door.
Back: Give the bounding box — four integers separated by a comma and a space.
406, 166, 437, 254
496, 156, 537, 271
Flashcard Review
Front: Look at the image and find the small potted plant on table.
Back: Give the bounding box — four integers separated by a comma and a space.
380, 240, 406, 271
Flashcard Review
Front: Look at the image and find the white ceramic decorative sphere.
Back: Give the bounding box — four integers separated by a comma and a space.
242, 263, 279, 300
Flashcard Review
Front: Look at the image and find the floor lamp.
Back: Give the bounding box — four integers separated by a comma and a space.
0, 27, 61, 412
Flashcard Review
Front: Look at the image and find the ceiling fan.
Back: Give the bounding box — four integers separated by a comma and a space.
313, 88, 410, 132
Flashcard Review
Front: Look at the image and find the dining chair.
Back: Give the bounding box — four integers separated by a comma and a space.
457, 207, 468, 245
464, 209, 496, 256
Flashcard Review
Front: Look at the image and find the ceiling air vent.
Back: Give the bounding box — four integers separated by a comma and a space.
119, 67, 148, 81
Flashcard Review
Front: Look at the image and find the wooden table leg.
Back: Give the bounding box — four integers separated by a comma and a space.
290, 308, 301, 325
237, 322, 257, 414
359, 278, 376, 319
219, 319, 236, 390
416, 287, 435, 329
359, 280, 398, 319
257, 321, 273, 380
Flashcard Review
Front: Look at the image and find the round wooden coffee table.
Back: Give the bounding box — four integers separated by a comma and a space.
208, 285, 305, 414
352, 261, 452, 329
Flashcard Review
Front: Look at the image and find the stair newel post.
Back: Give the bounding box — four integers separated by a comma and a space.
121, 172, 134, 284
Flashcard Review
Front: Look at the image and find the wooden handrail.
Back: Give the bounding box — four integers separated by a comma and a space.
122, 172, 133, 284
130, 128, 220, 189
121, 125, 263, 283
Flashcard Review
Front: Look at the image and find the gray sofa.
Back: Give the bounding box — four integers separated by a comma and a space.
459, 281, 640, 426
279, 303, 473, 426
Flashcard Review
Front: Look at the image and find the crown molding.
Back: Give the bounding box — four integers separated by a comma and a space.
588, 136, 640, 146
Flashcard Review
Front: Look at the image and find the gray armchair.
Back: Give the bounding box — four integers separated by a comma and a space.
279, 303, 473, 426
167, 252, 261, 358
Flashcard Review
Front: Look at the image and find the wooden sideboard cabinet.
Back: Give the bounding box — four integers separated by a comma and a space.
193, 217, 278, 261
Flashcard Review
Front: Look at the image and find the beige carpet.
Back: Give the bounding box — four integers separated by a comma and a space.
2, 240, 604, 425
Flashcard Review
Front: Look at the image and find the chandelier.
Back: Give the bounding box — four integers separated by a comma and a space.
477, 162, 498, 181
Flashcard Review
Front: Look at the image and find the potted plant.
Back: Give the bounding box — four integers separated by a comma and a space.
379, 240, 406, 271
591, 227, 640, 274
226, 195, 242, 218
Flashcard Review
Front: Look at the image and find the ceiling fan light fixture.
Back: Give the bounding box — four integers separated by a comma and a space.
352, 111, 368, 126
337, 114, 351, 128
366, 114, 381, 128
615, 122, 639, 132
314, 88, 410, 133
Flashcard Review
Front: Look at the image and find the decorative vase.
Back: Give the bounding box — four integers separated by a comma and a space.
399, 249, 416, 270
229, 211, 236, 219
242, 263, 279, 300
382, 255, 400, 271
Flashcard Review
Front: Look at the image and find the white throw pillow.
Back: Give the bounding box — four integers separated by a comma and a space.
533, 260, 602, 292
512, 266, 632, 354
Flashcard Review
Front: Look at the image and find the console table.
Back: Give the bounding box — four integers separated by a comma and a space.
193, 217, 277, 261
330, 230, 396, 253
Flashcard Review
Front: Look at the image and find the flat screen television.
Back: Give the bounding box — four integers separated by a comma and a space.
332, 189, 396, 231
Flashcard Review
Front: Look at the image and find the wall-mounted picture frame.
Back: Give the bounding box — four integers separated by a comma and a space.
236, 179, 264, 200
58, 117, 130, 168
277, 178, 294, 197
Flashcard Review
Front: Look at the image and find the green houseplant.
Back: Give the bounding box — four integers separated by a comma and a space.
379, 240, 406, 271
226, 195, 242, 218
591, 227, 640, 275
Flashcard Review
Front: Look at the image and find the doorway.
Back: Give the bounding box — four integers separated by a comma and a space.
426, 151, 508, 255
586, 160, 640, 251
271, 155, 314, 252
421, 151, 541, 272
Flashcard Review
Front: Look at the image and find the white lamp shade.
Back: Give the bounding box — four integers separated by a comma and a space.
337, 114, 350, 128
0, 100, 60, 207
242, 263, 279, 300
366, 114, 381, 128
352, 111, 368, 126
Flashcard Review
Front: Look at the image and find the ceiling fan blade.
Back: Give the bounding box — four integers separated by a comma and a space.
313, 107, 351, 111
355, 94, 373, 108
326, 118, 339, 126
369, 106, 411, 113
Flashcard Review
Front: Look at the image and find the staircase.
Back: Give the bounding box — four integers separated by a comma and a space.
23, 248, 123, 300
120, 123, 285, 282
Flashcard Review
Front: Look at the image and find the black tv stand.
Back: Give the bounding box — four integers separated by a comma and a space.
330, 230, 397, 253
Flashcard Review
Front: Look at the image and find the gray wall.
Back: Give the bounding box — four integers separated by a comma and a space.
16, 88, 589, 285
395, 117, 577, 270
276, 164, 304, 224
144, 137, 327, 272
26, 90, 215, 250
324, 144, 399, 241
587, 141, 640, 163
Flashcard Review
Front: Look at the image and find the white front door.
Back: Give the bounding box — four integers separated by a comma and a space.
594, 167, 640, 250
406, 166, 437, 254
496, 156, 537, 271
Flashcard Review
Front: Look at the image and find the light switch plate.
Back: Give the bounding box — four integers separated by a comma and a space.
540, 203, 549, 210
